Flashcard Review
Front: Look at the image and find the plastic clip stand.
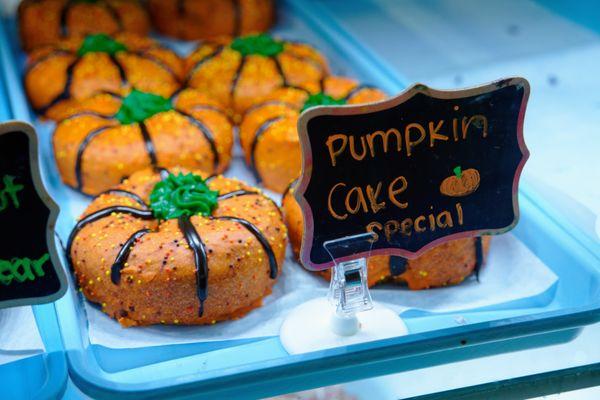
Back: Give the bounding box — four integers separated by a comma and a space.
280, 233, 408, 354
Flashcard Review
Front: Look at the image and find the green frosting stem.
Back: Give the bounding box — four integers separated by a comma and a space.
150, 173, 219, 220
115, 90, 173, 125
78, 34, 128, 56
301, 92, 347, 112
231, 34, 285, 57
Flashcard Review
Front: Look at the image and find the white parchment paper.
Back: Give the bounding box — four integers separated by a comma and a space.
0, 306, 45, 365
84, 233, 557, 349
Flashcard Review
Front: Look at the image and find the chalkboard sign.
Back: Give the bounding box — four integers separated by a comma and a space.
0, 122, 67, 309
296, 78, 530, 270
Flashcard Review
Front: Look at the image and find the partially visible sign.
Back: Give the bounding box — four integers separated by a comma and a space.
0, 122, 67, 309
296, 78, 530, 270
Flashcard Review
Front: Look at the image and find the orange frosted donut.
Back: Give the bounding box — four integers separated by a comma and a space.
24, 33, 183, 119
53, 88, 233, 195
19, 0, 150, 52
149, 0, 274, 40
282, 182, 491, 289
67, 168, 287, 326
185, 34, 329, 118
239, 76, 386, 193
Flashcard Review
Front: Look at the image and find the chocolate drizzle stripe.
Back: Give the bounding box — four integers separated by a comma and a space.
186, 104, 234, 125
134, 52, 180, 82
175, 109, 220, 171
25, 49, 73, 74
474, 237, 483, 280
59, 0, 72, 37
344, 84, 378, 101
246, 100, 298, 115
230, 56, 247, 104
102, 2, 123, 30
75, 124, 118, 190
216, 189, 282, 217
139, 121, 159, 166
215, 216, 278, 279
169, 87, 185, 103
249, 116, 285, 183
36, 56, 81, 115
389, 256, 408, 277
188, 104, 229, 116
281, 178, 297, 202
156, 167, 171, 180
178, 215, 209, 317
217, 190, 258, 201
98, 91, 124, 99
111, 228, 151, 284
109, 54, 127, 84
271, 55, 287, 86
176, 0, 185, 15
61, 111, 115, 122
232, 0, 242, 36
97, 189, 148, 208
186, 46, 225, 82
282, 52, 325, 76
284, 85, 311, 95
66, 206, 154, 269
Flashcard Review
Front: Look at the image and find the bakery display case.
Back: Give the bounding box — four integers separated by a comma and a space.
0, 0, 599, 398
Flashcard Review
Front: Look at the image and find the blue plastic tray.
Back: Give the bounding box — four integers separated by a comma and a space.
0, 41, 67, 400
1, 0, 600, 398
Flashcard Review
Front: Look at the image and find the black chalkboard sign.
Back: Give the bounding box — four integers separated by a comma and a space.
296, 78, 530, 270
0, 122, 67, 308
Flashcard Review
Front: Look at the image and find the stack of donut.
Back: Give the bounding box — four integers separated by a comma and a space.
18, 1, 490, 327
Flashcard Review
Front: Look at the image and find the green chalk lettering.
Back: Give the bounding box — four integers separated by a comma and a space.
0, 175, 24, 212
0, 254, 50, 285
31, 253, 49, 277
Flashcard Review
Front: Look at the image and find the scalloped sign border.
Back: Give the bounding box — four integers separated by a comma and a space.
0, 121, 67, 309
295, 78, 530, 270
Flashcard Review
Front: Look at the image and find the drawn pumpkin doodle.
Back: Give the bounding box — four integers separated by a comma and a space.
440, 166, 480, 197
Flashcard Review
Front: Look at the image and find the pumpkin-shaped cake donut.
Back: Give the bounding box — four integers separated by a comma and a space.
18, 0, 150, 52
148, 0, 274, 41
282, 182, 491, 289
25, 33, 183, 119
53, 88, 233, 195
67, 168, 287, 327
239, 76, 386, 193
185, 34, 329, 118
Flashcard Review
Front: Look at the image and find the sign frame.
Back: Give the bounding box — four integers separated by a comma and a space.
295, 77, 530, 270
0, 121, 68, 309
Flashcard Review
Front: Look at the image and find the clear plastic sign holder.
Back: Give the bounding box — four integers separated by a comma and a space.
325, 233, 375, 335
280, 232, 408, 354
